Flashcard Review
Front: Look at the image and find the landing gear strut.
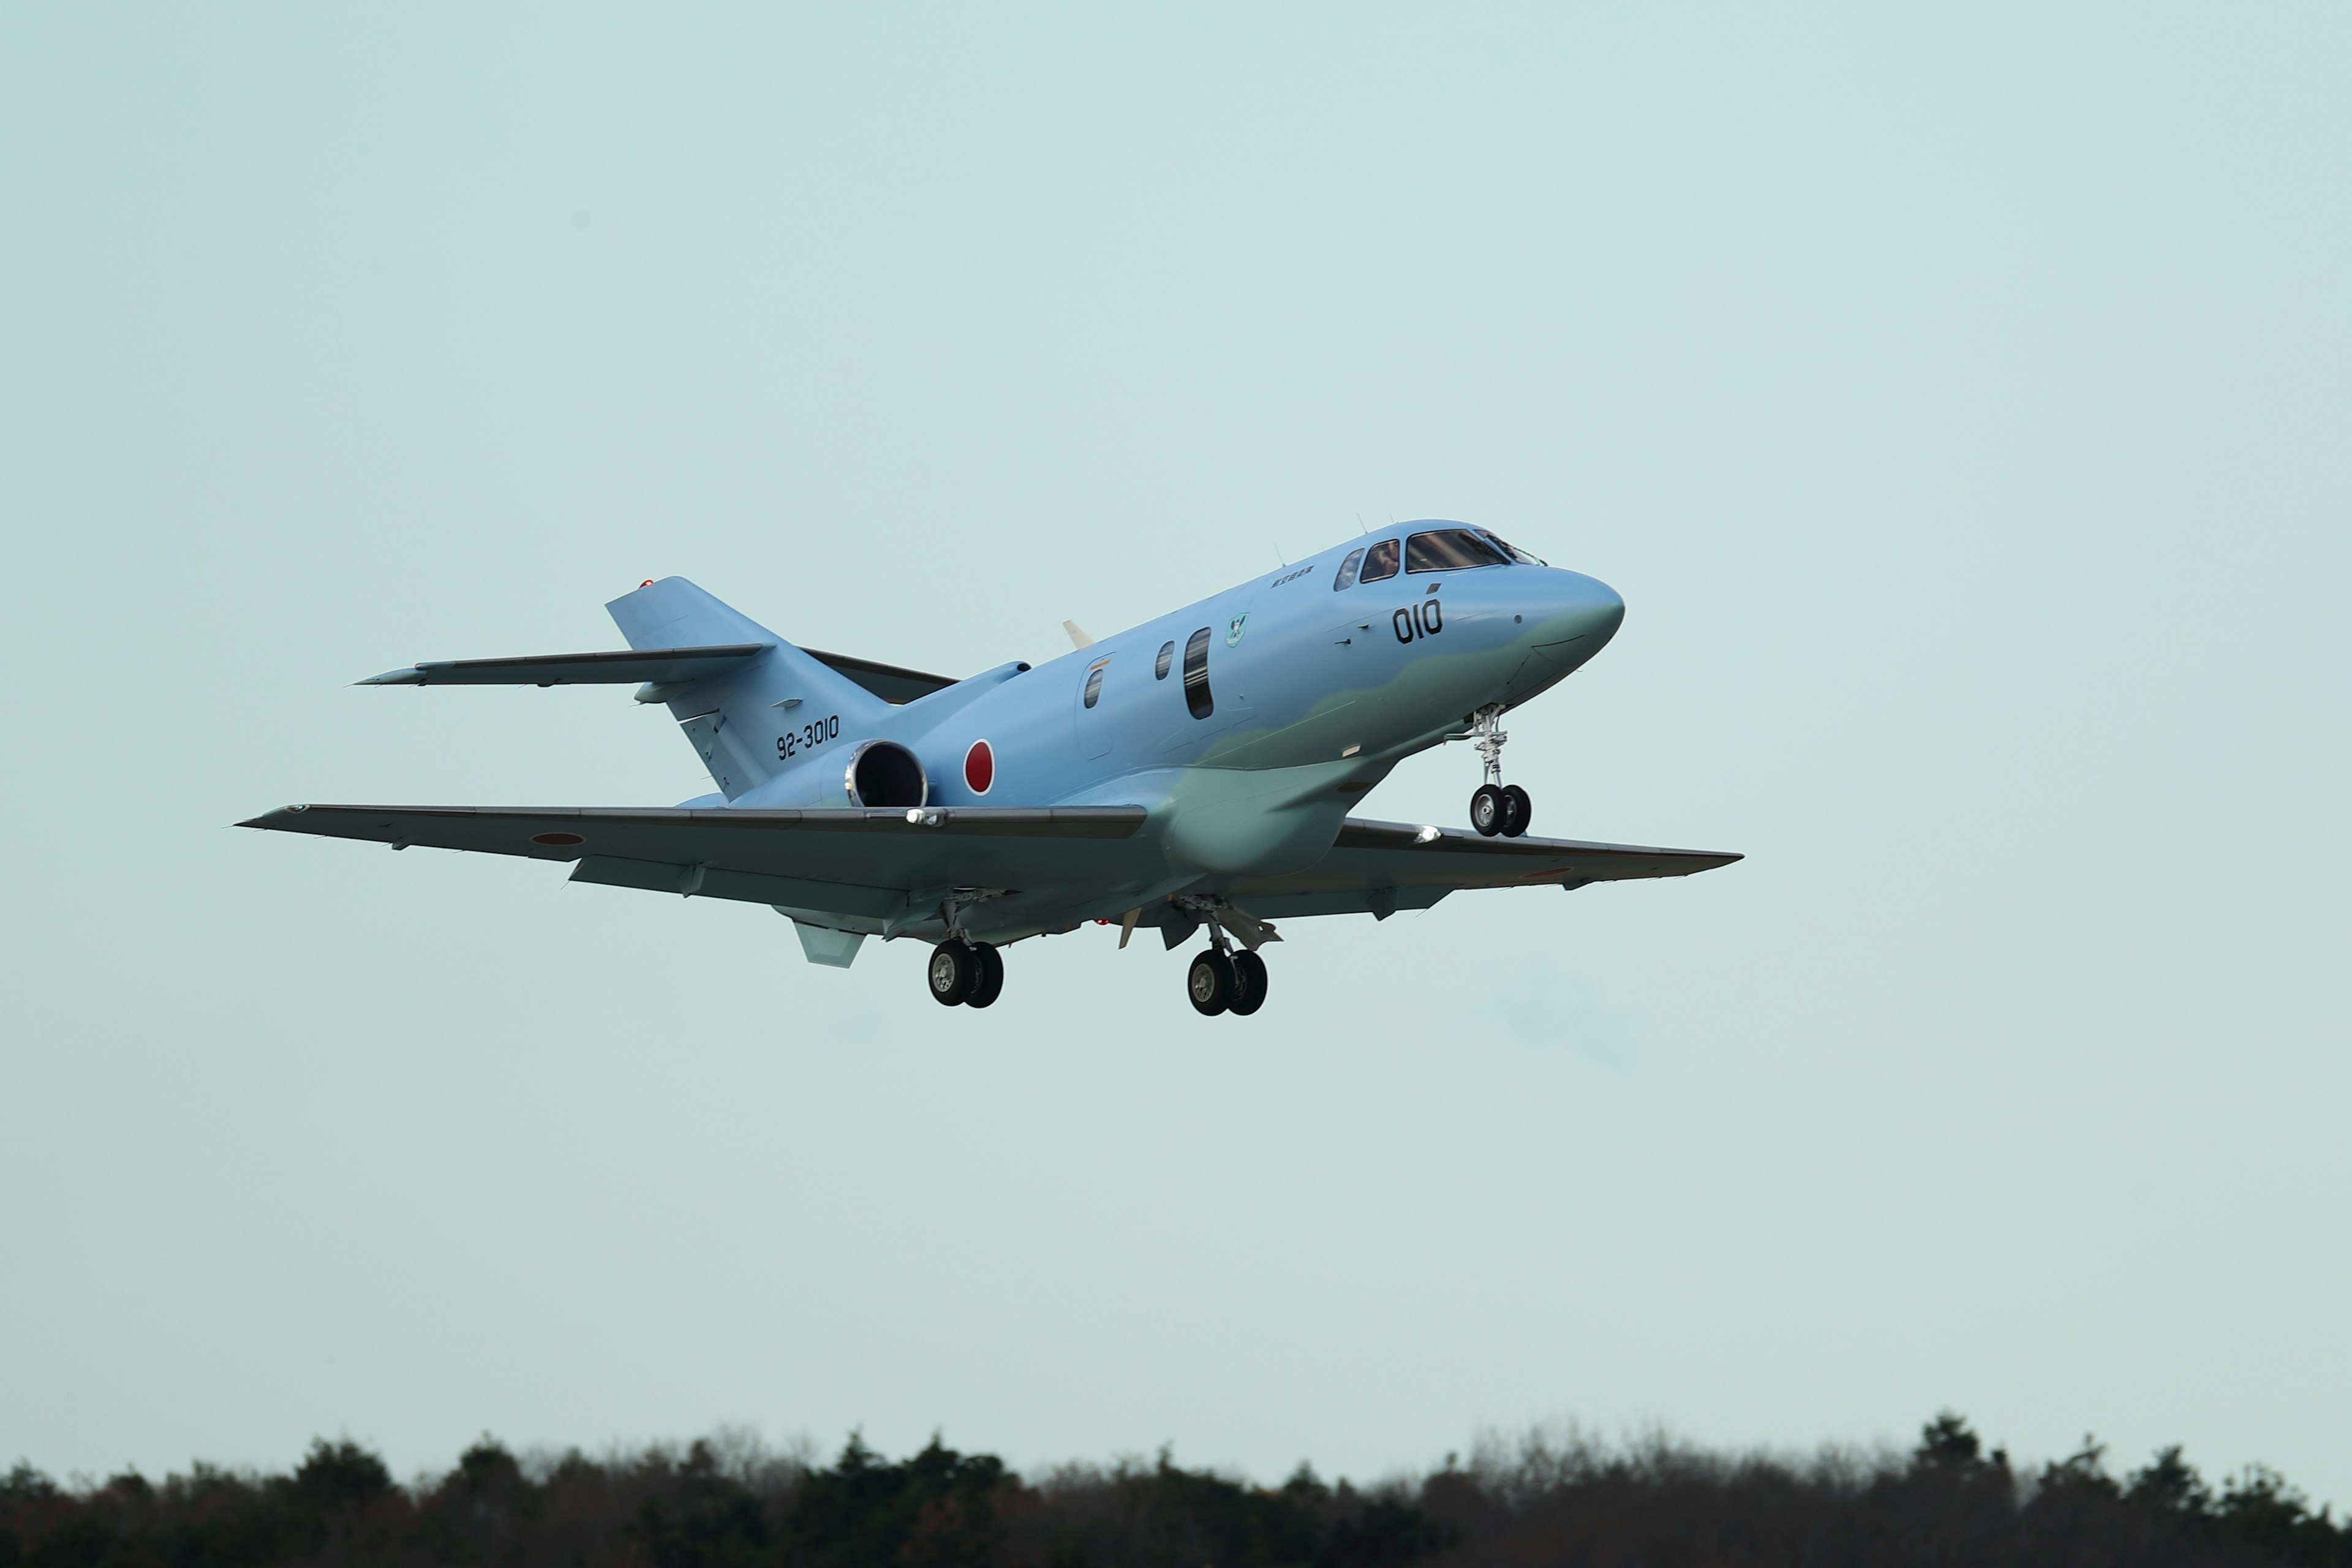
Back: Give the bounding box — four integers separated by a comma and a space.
1464, 705, 1531, 838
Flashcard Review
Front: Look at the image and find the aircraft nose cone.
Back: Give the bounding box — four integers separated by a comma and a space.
1552, 576, 1627, 644
1577, 575, 1626, 643
1589, 581, 1627, 639
1522, 570, 1624, 667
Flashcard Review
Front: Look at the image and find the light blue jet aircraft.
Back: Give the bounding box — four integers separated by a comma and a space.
243, 522, 1738, 1016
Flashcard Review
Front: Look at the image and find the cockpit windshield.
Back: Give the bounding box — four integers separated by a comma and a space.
1405, 529, 1510, 573
1475, 529, 1545, 567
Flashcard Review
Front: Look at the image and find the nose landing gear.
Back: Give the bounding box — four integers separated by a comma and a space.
1464, 706, 1532, 837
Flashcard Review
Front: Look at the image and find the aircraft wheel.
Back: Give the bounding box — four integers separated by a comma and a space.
927, 941, 977, 1006
965, 944, 1005, 1009
1187, 950, 1235, 1016
1501, 784, 1532, 838
1470, 783, 1507, 837
1228, 951, 1268, 1016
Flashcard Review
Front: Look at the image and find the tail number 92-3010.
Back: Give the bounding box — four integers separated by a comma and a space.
778, 714, 841, 760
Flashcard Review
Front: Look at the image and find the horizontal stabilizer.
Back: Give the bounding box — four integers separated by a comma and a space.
358, 643, 959, 704
360, 644, 766, 687
801, 649, 960, 704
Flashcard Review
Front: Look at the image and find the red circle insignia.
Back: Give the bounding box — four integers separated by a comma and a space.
963, 739, 994, 795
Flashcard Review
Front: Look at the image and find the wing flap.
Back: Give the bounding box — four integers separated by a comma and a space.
569, 854, 908, 917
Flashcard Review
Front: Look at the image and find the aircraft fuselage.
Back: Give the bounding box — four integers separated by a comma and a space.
733, 524, 1625, 932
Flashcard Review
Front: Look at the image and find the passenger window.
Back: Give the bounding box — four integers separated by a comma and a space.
1360, 538, 1400, 582
1182, 628, 1213, 719
1083, 662, 1106, 709
1155, 640, 1174, 679
1332, 548, 1365, 590
1406, 528, 1509, 573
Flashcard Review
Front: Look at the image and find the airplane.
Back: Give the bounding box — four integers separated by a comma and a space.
241, 521, 1740, 1017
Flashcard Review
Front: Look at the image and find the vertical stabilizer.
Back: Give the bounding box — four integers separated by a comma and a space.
606, 578, 889, 800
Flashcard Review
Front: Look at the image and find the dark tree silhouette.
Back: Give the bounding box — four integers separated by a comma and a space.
0, 1417, 2344, 1568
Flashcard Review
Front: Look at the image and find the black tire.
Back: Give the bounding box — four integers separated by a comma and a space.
1229, 950, 1268, 1016
1501, 783, 1532, 838
966, 944, 1005, 1009
927, 941, 976, 1006
1187, 950, 1235, 1016
1470, 783, 1506, 837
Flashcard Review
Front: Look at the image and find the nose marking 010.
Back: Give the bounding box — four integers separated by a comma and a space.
1393, 598, 1444, 643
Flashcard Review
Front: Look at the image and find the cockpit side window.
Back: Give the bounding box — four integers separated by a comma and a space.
1155, 640, 1175, 679
1332, 548, 1365, 590
1359, 538, 1400, 583
1406, 529, 1509, 573
1182, 628, 1213, 719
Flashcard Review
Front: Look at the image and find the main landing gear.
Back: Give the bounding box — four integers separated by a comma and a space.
927, 889, 1008, 1009
1464, 704, 1532, 838
1183, 902, 1268, 1017
927, 940, 1005, 1008
1188, 948, 1267, 1017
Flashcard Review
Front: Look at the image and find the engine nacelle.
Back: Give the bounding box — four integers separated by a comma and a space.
844, 739, 928, 808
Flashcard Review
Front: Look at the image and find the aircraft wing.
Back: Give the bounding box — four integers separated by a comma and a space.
241, 803, 1735, 933
238, 802, 1147, 923
1224, 817, 1741, 921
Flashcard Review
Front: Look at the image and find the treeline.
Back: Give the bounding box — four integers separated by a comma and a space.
3, 1414, 2346, 1567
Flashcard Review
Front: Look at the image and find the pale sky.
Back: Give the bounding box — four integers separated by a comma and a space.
3, 4, 2346, 1501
